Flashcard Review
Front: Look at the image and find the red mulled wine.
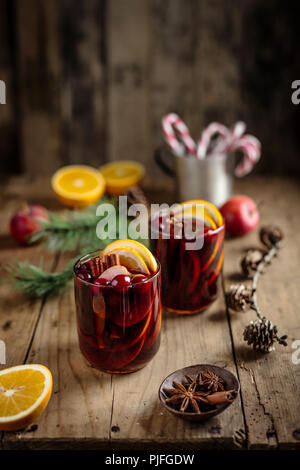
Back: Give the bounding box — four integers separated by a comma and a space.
74, 248, 161, 373
152, 202, 224, 314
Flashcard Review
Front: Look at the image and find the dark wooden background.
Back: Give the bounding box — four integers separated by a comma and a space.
0, 0, 300, 179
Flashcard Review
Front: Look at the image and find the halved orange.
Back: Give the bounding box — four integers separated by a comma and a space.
51, 165, 106, 208
101, 239, 158, 274
0, 364, 53, 431
99, 160, 145, 195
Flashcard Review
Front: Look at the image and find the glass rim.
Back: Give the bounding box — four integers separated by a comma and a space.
73, 248, 161, 288
151, 216, 225, 238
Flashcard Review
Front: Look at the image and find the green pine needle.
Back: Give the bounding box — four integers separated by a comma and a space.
6, 260, 74, 299
30, 196, 118, 252
7, 196, 149, 298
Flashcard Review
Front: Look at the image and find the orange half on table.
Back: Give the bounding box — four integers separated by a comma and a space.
99, 160, 145, 195
0, 364, 53, 431
51, 165, 106, 208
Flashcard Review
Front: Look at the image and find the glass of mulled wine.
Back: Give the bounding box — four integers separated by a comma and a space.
74, 249, 161, 374
152, 202, 225, 314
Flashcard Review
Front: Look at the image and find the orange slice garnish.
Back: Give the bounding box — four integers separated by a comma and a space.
101, 239, 158, 274
181, 199, 223, 227
103, 247, 150, 275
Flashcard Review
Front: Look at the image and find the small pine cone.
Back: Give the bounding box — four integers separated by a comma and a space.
241, 249, 264, 277
260, 225, 283, 248
226, 284, 253, 312
243, 317, 288, 353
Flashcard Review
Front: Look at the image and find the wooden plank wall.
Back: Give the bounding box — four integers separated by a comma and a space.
0, 0, 300, 177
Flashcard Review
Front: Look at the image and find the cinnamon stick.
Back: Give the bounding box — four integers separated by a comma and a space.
206, 390, 238, 405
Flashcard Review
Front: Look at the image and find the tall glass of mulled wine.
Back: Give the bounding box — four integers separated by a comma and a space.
152, 201, 225, 314
74, 245, 161, 374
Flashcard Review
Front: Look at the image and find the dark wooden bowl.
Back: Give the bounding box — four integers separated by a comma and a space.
158, 364, 240, 422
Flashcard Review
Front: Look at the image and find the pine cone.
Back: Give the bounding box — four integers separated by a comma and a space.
243, 317, 288, 353
241, 249, 264, 277
260, 225, 283, 248
226, 284, 253, 312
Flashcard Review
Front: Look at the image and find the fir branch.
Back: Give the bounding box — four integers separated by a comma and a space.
6, 260, 74, 299
30, 196, 118, 252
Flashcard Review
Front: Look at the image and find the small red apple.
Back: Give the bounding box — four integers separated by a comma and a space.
220, 195, 259, 237
9, 204, 49, 245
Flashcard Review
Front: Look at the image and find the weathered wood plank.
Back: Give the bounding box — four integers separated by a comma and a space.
2, 176, 300, 449
3, 263, 113, 450
0, 177, 57, 370
2, 181, 244, 450
110, 293, 244, 449
224, 176, 300, 449
4, 278, 244, 450
107, 0, 152, 175
193, 0, 242, 129
0, 0, 18, 174
149, 0, 198, 182
16, 0, 62, 175
59, 0, 107, 167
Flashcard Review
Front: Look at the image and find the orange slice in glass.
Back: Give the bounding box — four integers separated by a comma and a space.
51, 165, 106, 208
101, 239, 157, 274
103, 247, 150, 275
181, 199, 223, 228
0, 364, 53, 431
99, 160, 145, 195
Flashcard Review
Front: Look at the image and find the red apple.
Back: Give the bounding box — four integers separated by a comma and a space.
9, 204, 49, 245
220, 195, 259, 237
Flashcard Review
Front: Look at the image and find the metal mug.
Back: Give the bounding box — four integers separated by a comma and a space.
154, 146, 234, 207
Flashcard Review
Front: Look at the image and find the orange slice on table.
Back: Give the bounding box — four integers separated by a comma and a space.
101, 239, 158, 274
99, 160, 145, 195
0, 364, 53, 431
51, 165, 106, 208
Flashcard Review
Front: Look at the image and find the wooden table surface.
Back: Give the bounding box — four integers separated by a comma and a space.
0, 175, 299, 450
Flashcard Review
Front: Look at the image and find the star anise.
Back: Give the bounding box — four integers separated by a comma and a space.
163, 379, 209, 414
201, 371, 225, 392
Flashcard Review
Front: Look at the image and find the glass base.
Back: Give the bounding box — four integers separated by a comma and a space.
84, 357, 149, 374
164, 299, 216, 315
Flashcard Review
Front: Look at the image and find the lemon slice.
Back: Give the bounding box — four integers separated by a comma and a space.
51, 165, 106, 208
101, 239, 157, 274
103, 247, 150, 275
0, 364, 53, 431
99, 161, 145, 195
181, 200, 223, 227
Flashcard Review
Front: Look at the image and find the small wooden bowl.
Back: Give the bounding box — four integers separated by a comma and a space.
159, 364, 240, 422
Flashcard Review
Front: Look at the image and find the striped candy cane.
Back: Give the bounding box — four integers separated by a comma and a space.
197, 122, 230, 159
162, 113, 197, 157
232, 135, 261, 177
197, 121, 261, 176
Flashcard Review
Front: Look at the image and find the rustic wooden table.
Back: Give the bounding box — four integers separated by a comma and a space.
0, 176, 299, 450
